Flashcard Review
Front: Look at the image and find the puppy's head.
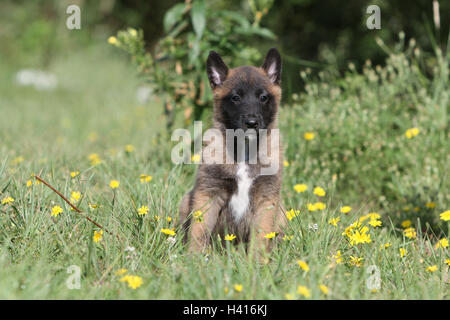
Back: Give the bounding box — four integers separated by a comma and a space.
207, 48, 282, 131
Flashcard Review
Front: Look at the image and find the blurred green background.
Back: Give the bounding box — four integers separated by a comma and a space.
1, 0, 448, 93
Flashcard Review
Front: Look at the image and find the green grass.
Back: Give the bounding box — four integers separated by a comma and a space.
0, 40, 448, 299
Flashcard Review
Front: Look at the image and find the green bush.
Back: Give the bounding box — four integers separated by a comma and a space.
281, 34, 449, 235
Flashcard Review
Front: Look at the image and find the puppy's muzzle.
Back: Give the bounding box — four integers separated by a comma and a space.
241, 114, 264, 130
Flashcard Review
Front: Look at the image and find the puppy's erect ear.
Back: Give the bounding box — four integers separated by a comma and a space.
206, 51, 228, 88
261, 48, 282, 85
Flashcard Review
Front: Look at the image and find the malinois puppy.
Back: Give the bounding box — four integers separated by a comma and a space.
179, 48, 285, 253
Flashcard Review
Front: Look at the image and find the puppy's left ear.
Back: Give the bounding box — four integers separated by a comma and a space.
261, 48, 282, 85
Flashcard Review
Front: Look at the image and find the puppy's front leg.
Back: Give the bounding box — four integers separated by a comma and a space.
251, 199, 281, 253
189, 192, 222, 253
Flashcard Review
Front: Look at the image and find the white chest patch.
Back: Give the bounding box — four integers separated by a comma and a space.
229, 163, 253, 223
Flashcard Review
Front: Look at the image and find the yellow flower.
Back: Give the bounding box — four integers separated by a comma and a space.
1, 196, 15, 205
120, 275, 143, 289
286, 209, 299, 221
425, 265, 438, 273
88, 153, 102, 166
70, 191, 81, 203
380, 243, 391, 250
12, 156, 24, 165
304, 132, 315, 141
313, 186, 326, 197
342, 221, 361, 237
108, 36, 118, 45
340, 206, 352, 214
140, 174, 152, 183
368, 219, 382, 227
435, 238, 448, 249
445, 259, 450, 266
358, 215, 370, 223
293, 184, 307, 193
319, 284, 329, 296
93, 230, 103, 243
233, 284, 243, 292
167, 217, 172, 222
349, 227, 372, 246
109, 180, 120, 189
285, 293, 294, 300
51, 205, 63, 217
161, 228, 176, 236
405, 127, 420, 139
70, 171, 80, 178
297, 285, 311, 298
328, 217, 340, 227
191, 154, 201, 163
403, 227, 416, 239
26, 180, 33, 187
193, 210, 203, 223
264, 232, 277, 239
440, 210, 450, 221
313, 202, 326, 211
124, 144, 135, 153
399, 248, 407, 258
88, 203, 99, 210
283, 235, 293, 241
224, 234, 236, 241
314, 202, 327, 210
115, 268, 128, 276
366, 212, 381, 220
283, 160, 289, 167
308, 203, 317, 212
349, 256, 363, 267
425, 202, 436, 209
297, 260, 309, 272
138, 205, 149, 215
333, 250, 343, 264
401, 220, 412, 228
127, 275, 143, 289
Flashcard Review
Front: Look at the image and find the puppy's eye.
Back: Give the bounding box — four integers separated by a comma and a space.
260, 95, 269, 103
231, 94, 241, 103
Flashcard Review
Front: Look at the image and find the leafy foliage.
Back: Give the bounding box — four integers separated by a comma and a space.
110, 0, 277, 128
282, 34, 449, 233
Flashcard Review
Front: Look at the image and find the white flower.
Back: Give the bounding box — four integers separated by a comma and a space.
169, 254, 178, 261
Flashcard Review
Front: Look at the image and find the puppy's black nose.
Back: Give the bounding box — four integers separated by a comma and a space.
245, 118, 259, 128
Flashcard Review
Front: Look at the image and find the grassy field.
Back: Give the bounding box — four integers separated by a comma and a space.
0, 39, 449, 299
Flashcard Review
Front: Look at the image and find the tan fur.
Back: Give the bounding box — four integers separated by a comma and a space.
179, 61, 286, 253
